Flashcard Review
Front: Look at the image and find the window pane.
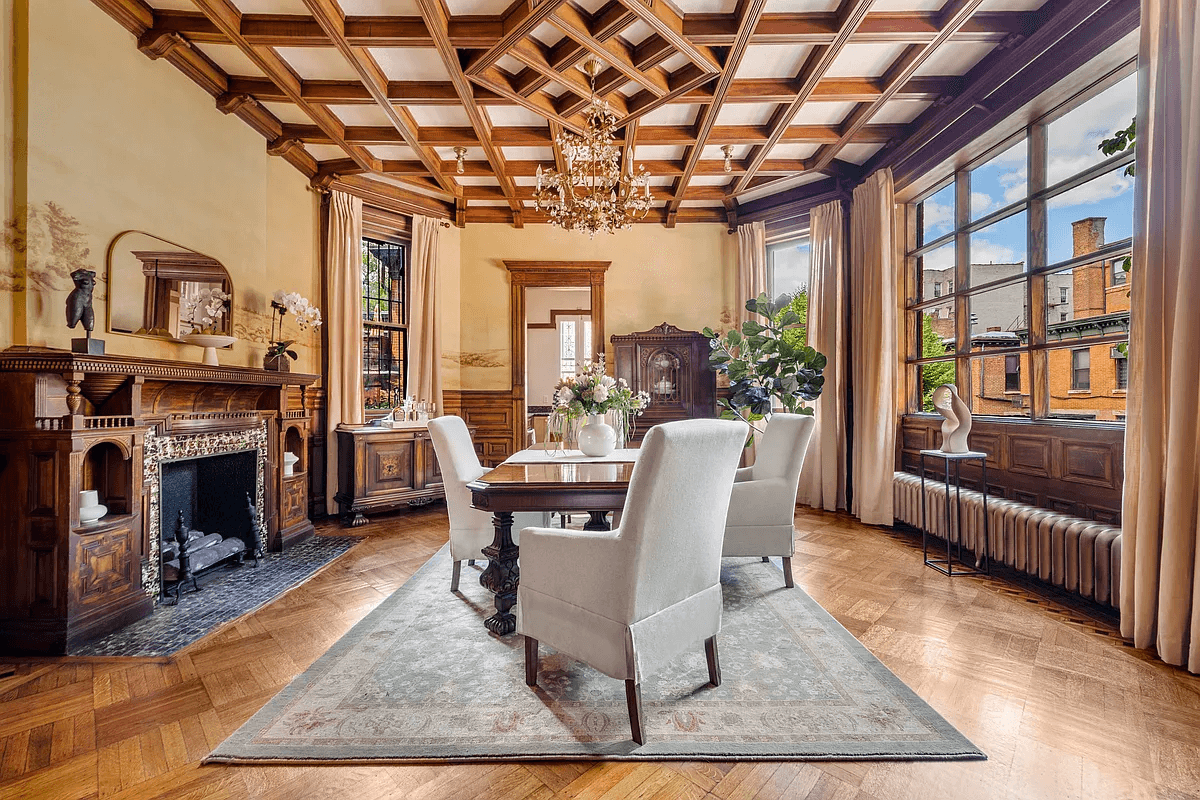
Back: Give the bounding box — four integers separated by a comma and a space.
918, 242, 955, 301
560, 320, 576, 379
968, 281, 1028, 343
361, 239, 405, 323
918, 360, 956, 412
970, 139, 1027, 219
767, 238, 811, 299
1047, 73, 1137, 185
363, 326, 405, 409
1047, 167, 1135, 266
970, 352, 1029, 417
920, 302, 955, 357
1047, 344, 1127, 421
1044, 259, 1131, 341
920, 182, 955, 246
969, 211, 1026, 288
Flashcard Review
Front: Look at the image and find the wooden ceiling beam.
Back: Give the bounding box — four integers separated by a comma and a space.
810, 0, 991, 174
301, 0, 455, 195
513, 1, 636, 100
465, 206, 726, 224
667, 0, 769, 226
549, 3, 670, 98
732, 0, 876, 194
416, 0, 524, 226
684, 11, 1034, 44
463, 0, 568, 75
188, 0, 379, 176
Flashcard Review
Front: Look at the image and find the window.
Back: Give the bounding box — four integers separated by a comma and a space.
559, 318, 592, 379
1005, 354, 1020, 392
1115, 351, 1129, 389
766, 236, 811, 301
1072, 349, 1091, 390
361, 238, 407, 410
904, 69, 1133, 423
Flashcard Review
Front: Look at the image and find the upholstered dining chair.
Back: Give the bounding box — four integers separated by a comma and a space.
427, 415, 543, 593
517, 418, 749, 745
722, 413, 816, 589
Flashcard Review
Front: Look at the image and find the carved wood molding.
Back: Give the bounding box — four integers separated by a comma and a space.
0, 348, 318, 388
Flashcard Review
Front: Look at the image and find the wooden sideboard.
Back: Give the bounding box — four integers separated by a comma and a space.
0, 347, 317, 655
334, 424, 451, 526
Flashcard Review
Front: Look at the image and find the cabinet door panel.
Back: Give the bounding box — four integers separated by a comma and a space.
365, 439, 416, 495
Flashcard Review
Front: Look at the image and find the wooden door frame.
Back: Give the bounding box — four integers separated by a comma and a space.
505, 260, 609, 456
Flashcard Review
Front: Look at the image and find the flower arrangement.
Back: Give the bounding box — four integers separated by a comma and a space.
550, 356, 650, 444
178, 287, 230, 335
267, 290, 323, 364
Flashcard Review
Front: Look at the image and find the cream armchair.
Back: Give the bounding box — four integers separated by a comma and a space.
427, 416, 542, 592
518, 419, 749, 745
722, 413, 816, 589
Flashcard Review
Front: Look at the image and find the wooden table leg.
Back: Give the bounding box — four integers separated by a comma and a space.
480, 511, 519, 636
584, 511, 611, 531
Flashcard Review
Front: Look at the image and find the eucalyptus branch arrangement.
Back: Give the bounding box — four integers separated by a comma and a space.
703, 293, 826, 424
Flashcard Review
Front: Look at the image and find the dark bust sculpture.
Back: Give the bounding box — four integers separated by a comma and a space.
66, 268, 104, 354
66, 268, 96, 333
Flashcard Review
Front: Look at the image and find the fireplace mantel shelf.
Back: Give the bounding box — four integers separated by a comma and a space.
0, 346, 318, 387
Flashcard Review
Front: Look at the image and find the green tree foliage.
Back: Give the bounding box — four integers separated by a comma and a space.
920, 315, 956, 411
777, 290, 808, 352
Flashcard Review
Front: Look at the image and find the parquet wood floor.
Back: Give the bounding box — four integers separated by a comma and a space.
2, 507, 1198, 800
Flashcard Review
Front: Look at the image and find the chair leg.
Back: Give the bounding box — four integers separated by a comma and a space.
625, 680, 645, 745
782, 556, 794, 588
705, 636, 721, 687
467, 559, 475, 566
524, 636, 538, 686
762, 556, 770, 562
451, 560, 461, 592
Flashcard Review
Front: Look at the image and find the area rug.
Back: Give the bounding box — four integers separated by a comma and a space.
75, 535, 362, 657
207, 545, 982, 762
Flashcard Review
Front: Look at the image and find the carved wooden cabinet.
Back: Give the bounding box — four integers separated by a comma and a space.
611, 323, 717, 440
334, 424, 452, 526
0, 347, 317, 654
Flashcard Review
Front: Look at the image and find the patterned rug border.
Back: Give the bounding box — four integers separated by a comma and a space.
206, 546, 985, 763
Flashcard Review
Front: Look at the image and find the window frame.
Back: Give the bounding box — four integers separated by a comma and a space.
903, 61, 1134, 426
765, 233, 812, 301
1071, 348, 1091, 391
360, 236, 409, 414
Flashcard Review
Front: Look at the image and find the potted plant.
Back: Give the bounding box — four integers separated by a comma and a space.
702, 293, 826, 441
549, 356, 650, 456
266, 290, 323, 372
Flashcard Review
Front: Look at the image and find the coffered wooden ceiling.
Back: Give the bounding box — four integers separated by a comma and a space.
92, 0, 1051, 226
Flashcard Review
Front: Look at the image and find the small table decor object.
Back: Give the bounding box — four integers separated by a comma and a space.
549, 355, 649, 457
265, 290, 323, 371
918, 449, 991, 577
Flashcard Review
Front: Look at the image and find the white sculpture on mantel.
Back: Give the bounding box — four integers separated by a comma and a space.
931, 383, 972, 454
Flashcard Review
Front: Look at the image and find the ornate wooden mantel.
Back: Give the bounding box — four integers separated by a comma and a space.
0, 347, 319, 654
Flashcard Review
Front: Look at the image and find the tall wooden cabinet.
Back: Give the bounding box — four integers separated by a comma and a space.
610, 323, 717, 440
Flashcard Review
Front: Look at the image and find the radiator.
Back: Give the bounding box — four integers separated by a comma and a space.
893, 471, 1122, 609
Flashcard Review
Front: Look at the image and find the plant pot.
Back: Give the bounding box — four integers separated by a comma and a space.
180, 334, 237, 366
578, 414, 617, 457
263, 352, 291, 372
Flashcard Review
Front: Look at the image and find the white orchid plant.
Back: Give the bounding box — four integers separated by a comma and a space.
179, 287, 230, 335
550, 356, 650, 444
268, 290, 323, 361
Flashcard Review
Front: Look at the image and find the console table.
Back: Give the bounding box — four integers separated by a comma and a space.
334, 423, 453, 526
919, 449, 991, 577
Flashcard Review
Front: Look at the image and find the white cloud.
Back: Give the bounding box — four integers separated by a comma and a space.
970, 238, 1020, 265
971, 191, 994, 216
921, 244, 955, 272
923, 200, 953, 236
1046, 73, 1137, 184
1047, 170, 1134, 209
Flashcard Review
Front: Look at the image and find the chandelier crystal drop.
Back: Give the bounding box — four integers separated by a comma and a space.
533, 56, 654, 237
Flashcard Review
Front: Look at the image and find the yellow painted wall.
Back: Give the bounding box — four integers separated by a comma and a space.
448, 223, 738, 390
0, 0, 321, 372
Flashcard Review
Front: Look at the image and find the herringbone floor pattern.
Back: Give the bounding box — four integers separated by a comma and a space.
1, 507, 1197, 800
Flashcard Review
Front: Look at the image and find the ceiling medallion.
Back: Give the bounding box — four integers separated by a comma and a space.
533, 56, 653, 237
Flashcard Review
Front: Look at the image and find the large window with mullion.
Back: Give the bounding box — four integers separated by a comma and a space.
361, 237, 407, 412
904, 66, 1135, 423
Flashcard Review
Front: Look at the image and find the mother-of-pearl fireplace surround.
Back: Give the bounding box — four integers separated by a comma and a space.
0, 348, 318, 655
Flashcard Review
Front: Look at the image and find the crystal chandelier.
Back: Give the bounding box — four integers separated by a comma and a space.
534, 57, 654, 237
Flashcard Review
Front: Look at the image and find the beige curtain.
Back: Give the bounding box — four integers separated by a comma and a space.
325, 190, 363, 515
798, 200, 847, 511
849, 169, 897, 526
736, 220, 767, 325
1120, 0, 1200, 673
409, 215, 443, 415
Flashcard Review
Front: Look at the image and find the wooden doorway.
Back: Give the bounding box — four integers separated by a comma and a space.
505, 261, 609, 456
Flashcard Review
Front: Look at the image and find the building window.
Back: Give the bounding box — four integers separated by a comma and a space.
1005, 355, 1020, 392
905, 68, 1133, 423
1115, 353, 1128, 389
1112, 259, 1128, 285
361, 238, 407, 411
1072, 349, 1091, 391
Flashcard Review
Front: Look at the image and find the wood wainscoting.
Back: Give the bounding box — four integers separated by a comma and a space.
897, 415, 1124, 525
443, 390, 516, 466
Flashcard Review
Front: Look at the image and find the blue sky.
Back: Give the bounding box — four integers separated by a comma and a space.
921, 73, 1137, 272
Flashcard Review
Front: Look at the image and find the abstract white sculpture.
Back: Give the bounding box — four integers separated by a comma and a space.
931, 383, 972, 454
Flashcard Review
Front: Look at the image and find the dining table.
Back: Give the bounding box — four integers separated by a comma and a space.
466, 446, 639, 636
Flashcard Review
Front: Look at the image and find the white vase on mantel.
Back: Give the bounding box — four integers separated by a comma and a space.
79, 490, 107, 526
578, 414, 617, 457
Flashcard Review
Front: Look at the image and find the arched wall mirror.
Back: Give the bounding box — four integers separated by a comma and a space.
107, 232, 234, 339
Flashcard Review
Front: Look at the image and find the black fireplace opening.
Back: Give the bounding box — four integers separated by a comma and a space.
160, 449, 260, 594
